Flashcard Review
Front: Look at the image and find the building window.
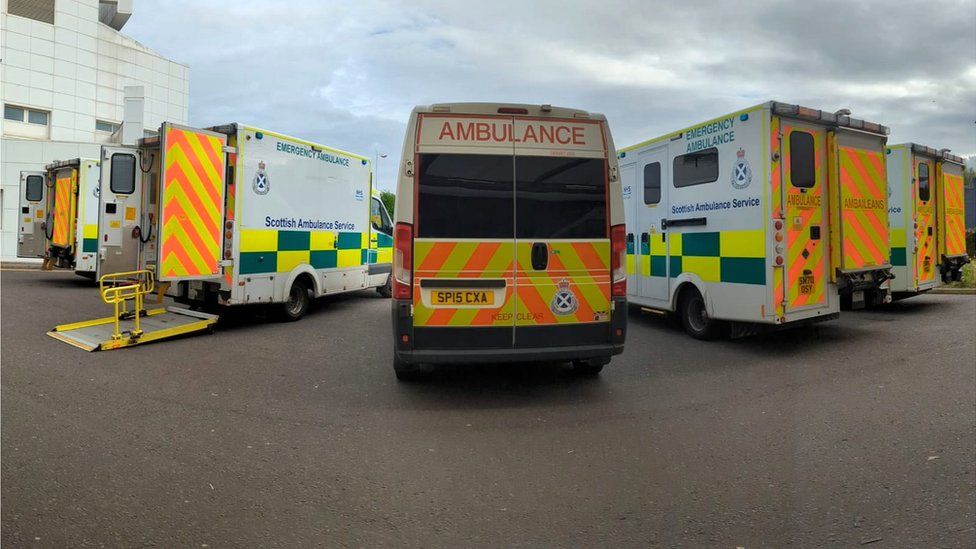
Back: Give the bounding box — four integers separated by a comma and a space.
4, 104, 50, 126
7, 0, 55, 24
96, 120, 121, 133
673, 148, 719, 188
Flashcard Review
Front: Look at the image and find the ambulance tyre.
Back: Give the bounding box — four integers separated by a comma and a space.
572, 358, 607, 376
951, 268, 963, 282
377, 274, 392, 298
679, 286, 724, 340
279, 277, 311, 322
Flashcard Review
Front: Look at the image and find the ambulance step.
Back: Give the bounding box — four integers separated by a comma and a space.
47, 306, 218, 351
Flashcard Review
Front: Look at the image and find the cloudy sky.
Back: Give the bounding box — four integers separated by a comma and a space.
126, 0, 976, 190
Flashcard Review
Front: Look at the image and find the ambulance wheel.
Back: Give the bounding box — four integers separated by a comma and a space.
393, 356, 428, 381
279, 278, 311, 321
572, 358, 607, 376
377, 275, 392, 298
679, 287, 724, 340
951, 268, 963, 282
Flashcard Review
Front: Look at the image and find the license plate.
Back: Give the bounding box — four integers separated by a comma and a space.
798, 275, 815, 294
431, 290, 494, 306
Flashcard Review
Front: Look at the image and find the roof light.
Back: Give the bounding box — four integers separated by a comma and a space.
540, 104, 552, 112
834, 108, 851, 116
432, 105, 451, 112
498, 107, 529, 115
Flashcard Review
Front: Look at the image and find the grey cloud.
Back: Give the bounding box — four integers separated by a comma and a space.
125, 0, 976, 189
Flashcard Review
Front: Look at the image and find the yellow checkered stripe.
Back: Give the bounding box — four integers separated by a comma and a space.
239, 229, 377, 274
637, 230, 766, 285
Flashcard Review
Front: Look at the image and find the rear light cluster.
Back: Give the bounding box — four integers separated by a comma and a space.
773, 219, 784, 266
393, 222, 413, 299
610, 224, 626, 297
223, 220, 233, 260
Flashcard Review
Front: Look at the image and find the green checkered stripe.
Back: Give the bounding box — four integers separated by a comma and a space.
239, 230, 371, 275
890, 247, 907, 266
639, 230, 766, 285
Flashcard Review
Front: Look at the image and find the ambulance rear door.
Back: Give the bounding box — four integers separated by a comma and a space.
49, 165, 78, 251
831, 129, 889, 274
937, 161, 967, 262
96, 146, 142, 278
411, 113, 517, 349
913, 155, 938, 287
156, 123, 227, 281
17, 171, 47, 258
778, 118, 828, 313
512, 118, 612, 348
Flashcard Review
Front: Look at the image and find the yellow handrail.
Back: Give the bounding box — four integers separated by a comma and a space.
98, 270, 155, 341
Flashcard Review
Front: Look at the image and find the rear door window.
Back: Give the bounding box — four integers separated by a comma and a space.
25, 175, 43, 202
918, 162, 930, 202
789, 132, 816, 188
416, 153, 514, 239
515, 157, 607, 239
110, 153, 136, 194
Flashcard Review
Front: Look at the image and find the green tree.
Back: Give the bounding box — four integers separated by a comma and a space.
380, 190, 396, 217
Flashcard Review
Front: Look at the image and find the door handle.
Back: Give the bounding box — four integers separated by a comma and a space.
810, 225, 821, 240
531, 242, 549, 271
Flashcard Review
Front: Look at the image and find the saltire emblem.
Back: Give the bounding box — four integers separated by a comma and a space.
550, 278, 579, 316
731, 148, 752, 189
253, 161, 270, 195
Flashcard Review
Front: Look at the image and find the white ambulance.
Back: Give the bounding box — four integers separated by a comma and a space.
390, 103, 627, 380
50, 122, 393, 350
620, 101, 891, 338
885, 143, 969, 296
17, 158, 100, 278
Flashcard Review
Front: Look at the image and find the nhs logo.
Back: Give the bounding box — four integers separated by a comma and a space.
354, 189, 365, 201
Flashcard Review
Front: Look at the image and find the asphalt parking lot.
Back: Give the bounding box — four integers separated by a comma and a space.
2, 269, 974, 548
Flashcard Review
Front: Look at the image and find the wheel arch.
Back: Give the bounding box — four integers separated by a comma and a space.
281, 265, 320, 302
670, 274, 712, 316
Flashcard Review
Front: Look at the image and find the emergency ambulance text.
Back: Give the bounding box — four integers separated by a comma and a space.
276, 142, 351, 167
685, 117, 735, 152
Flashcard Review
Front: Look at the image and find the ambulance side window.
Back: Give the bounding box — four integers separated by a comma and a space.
371, 197, 393, 234
918, 162, 930, 202
25, 175, 43, 202
789, 132, 815, 188
110, 153, 136, 194
673, 148, 718, 188
643, 162, 661, 204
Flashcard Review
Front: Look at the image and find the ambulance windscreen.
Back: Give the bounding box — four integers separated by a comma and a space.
417, 154, 514, 239
515, 157, 607, 239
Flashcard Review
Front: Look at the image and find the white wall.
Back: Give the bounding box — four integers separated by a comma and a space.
1, 0, 190, 261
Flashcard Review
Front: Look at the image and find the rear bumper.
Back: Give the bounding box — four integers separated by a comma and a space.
392, 297, 627, 365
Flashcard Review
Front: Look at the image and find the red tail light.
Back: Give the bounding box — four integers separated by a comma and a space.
610, 224, 626, 297
393, 222, 413, 299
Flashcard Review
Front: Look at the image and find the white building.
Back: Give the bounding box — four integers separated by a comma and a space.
1, 0, 189, 261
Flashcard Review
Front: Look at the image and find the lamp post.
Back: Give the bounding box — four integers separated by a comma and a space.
374, 152, 387, 189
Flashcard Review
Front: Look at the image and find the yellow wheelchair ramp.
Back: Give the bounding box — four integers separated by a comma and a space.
48, 307, 218, 351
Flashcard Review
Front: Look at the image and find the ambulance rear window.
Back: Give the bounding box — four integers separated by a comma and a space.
789, 131, 816, 188
918, 162, 930, 202
25, 175, 43, 202
110, 153, 136, 194
673, 148, 718, 188
417, 154, 514, 239
515, 157, 607, 239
